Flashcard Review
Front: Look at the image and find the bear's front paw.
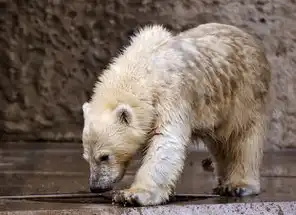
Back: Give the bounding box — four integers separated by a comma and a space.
213, 182, 260, 197
112, 187, 169, 206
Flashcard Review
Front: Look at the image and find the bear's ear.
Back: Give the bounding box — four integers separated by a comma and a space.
114, 104, 133, 125
82, 102, 90, 118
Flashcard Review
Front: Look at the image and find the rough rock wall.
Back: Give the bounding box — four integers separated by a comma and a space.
1, 0, 296, 149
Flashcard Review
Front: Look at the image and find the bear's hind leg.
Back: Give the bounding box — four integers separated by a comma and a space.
212, 120, 264, 197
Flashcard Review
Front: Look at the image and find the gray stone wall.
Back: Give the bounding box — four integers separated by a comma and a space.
1, 0, 296, 149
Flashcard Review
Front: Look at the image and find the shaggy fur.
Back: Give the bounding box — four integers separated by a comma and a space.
82, 23, 271, 206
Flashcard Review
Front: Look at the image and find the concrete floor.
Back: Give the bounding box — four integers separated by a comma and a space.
1, 141, 296, 214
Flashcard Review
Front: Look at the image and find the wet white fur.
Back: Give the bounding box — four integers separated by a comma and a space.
82, 23, 270, 206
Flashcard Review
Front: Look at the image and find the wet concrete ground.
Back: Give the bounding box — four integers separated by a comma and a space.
1, 141, 296, 214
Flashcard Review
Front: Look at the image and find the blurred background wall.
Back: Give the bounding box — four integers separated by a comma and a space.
0, 0, 295, 150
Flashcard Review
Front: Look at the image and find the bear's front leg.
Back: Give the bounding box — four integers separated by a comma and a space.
112, 122, 191, 206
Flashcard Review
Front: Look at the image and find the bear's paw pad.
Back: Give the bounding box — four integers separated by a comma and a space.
213, 183, 259, 197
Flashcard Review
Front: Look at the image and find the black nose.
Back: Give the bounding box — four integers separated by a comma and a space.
89, 186, 112, 193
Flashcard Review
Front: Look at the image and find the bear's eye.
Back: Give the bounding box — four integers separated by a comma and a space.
99, 154, 109, 162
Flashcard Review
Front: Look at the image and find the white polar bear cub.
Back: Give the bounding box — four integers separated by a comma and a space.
82, 23, 271, 206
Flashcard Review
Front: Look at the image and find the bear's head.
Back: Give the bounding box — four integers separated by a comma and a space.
81, 102, 147, 193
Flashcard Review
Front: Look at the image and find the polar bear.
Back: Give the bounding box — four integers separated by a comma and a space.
81, 23, 271, 206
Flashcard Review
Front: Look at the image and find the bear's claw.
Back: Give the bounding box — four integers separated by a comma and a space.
112, 188, 169, 206
112, 189, 142, 207
213, 183, 259, 197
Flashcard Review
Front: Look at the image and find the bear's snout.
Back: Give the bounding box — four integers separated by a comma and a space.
89, 168, 115, 193
89, 177, 114, 193
89, 185, 112, 193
